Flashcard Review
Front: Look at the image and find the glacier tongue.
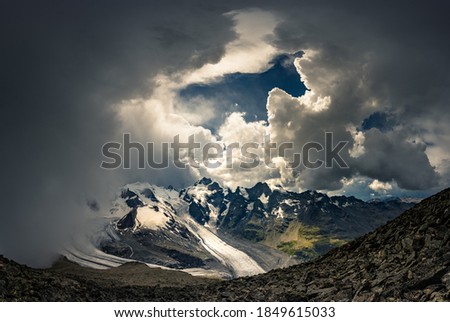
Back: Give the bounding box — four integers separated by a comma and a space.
65, 181, 266, 278
62, 214, 230, 279
64, 178, 412, 279
181, 214, 265, 277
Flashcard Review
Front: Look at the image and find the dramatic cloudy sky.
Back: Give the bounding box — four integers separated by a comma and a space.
1, 0, 449, 266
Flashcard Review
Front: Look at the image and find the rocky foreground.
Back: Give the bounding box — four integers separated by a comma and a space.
194, 188, 450, 301
1, 188, 449, 301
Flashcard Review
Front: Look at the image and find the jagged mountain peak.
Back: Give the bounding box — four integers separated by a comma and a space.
301, 189, 327, 197
96, 179, 417, 277
245, 182, 272, 201
194, 177, 215, 187
186, 187, 450, 301
2, 188, 447, 301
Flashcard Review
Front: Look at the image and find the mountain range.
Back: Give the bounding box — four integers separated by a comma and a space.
67, 178, 414, 278
1, 187, 448, 301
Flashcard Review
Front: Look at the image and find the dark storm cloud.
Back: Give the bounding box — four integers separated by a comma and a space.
1, 0, 449, 267
0, 0, 238, 266
355, 129, 439, 190
262, 0, 449, 192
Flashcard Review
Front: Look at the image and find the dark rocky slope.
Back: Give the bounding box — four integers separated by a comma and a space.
1, 188, 449, 301
0, 257, 213, 301
102, 179, 413, 272
189, 187, 450, 301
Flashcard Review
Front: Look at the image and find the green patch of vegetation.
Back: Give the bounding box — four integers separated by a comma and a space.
277, 241, 298, 255
271, 223, 348, 258
242, 228, 265, 241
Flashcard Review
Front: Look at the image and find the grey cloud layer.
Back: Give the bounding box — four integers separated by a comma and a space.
1, 0, 448, 266
0, 0, 237, 266
265, 1, 448, 191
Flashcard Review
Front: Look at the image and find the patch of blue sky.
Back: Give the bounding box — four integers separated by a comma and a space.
178, 52, 307, 131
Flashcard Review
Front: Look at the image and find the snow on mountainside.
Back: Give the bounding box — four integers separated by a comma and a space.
3, 188, 448, 301
65, 178, 415, 278
103, 180, 268, 278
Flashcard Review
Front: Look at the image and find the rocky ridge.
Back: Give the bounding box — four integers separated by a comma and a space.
97, 178, 413, 275
1, 188, 448, 301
